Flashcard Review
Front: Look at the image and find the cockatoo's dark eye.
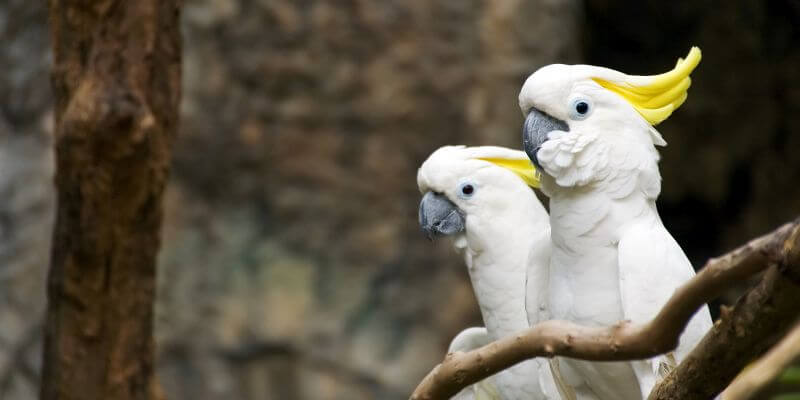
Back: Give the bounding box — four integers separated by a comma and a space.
458, 182, 476, 198
568, 97, 593, 120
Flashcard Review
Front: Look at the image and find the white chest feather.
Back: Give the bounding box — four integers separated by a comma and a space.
464, 242, 529, 339
546, 187, 654, 325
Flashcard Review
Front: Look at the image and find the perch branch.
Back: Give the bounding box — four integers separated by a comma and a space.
410, 219, 800, 400
723, 322, 800, 400
649, 222, 800, 400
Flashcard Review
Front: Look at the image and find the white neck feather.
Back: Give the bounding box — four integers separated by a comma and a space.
458, 194, 549, 340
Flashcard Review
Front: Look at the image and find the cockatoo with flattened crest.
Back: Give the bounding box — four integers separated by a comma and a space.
517, 47, 713, 400
417, 145, 561, 400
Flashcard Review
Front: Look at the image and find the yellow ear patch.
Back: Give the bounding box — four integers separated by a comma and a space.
592, 47, 701, 125
479, 157, 541, 188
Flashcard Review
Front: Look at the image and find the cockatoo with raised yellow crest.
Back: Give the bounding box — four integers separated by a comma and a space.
417, 145, 560, 400
517, 47, 713, 400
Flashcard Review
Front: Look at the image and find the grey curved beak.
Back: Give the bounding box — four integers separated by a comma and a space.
522, 107, 569, 169
419, 192, 465, 241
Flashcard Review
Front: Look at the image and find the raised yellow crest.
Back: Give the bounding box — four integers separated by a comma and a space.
592, 47, 701, 125
479, 157, 541, 188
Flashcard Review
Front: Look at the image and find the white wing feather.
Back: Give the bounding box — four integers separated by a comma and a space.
448, 327, 491, 353
448, 328, 498, 400
618, 218, 713, 397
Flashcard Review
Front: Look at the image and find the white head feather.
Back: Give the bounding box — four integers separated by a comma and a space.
417, 145, 548, 254
517, 47, 701, 197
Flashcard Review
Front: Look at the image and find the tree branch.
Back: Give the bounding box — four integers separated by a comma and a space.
410, 219, 800, 400
722, 322, 800, 400
649, 221, 800, 400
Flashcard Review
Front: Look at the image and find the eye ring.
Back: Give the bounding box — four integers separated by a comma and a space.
568, 97, 593, 120
458, 182, 476, 198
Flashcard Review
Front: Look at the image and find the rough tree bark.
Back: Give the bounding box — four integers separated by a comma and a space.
649, 224, 800, 400
723, 321, 800, 400
41, 2, 181, 400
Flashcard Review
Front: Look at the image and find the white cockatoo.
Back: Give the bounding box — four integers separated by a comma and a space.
417, 145, 559, 400
516, 47, 713, 400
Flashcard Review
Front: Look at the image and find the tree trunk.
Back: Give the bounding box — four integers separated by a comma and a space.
41, 1, 181, 400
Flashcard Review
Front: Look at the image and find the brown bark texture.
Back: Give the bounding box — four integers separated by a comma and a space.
410, 219, 800, 400
649, 224, 800, 400
723, 321, 800, 400
41, 1, 181, 400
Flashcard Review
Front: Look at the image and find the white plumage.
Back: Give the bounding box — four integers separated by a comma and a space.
517, 48, 713, 399
417, 145, 558, 400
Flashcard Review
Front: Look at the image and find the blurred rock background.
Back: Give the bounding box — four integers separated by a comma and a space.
0, 1, 797, 399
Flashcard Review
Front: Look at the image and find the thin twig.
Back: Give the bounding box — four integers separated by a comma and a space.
721, 322, 800, 399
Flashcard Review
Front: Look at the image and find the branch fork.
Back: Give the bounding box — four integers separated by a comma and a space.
411, 220, 800, 400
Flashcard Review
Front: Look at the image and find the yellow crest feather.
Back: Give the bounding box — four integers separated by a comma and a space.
592, 46, 701, 125
479, 157, 541, 188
